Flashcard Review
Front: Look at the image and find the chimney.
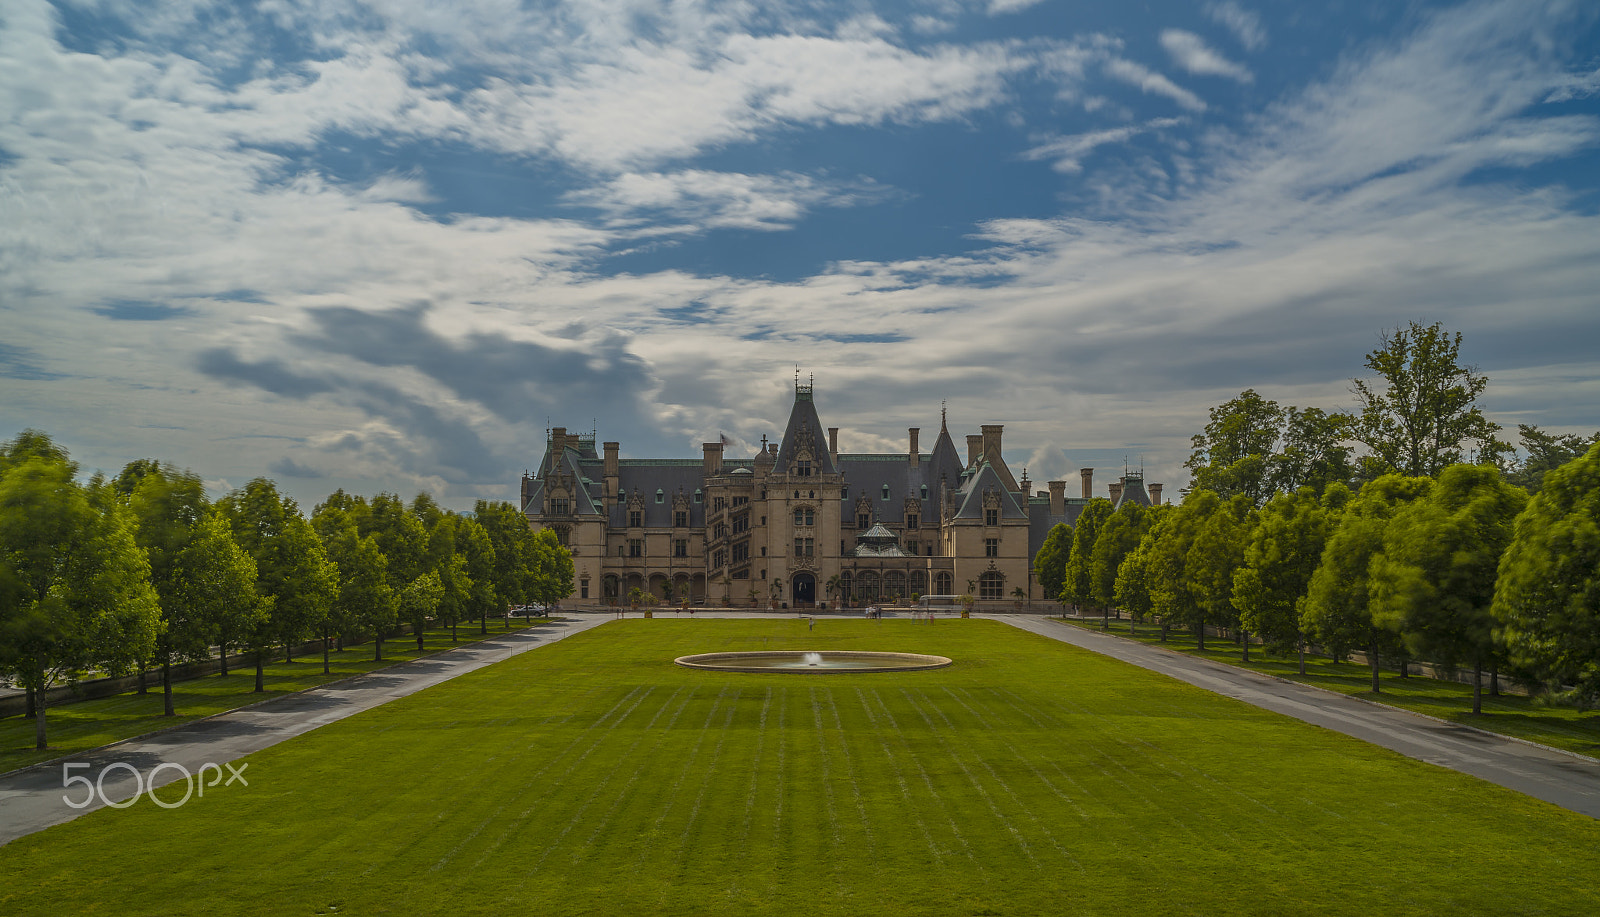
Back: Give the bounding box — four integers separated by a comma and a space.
1079, 467, 1094, 500
604, 442, 619, 499
1048, 480, 1065, 516
828, 427, 839, 464
551, 426, 567, 451
702, 442, 722, 476
1109, 481, 1123, 504
908, 428, 920, 467
966, 434, 983, 467
1148, 483, 1163, 506
981, 424, 1003, 468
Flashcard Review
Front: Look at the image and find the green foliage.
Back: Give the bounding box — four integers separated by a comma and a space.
1186, 391, 1354, 505
1370, 465, 1527, 708
218, 479, 338, 662
474, 500, 574, 608
1233, 485, 1348, 654
1060, 499, 1113, 607
1351, 321, 1502, 479
1143, 490, 1219, 640
1494, 442, 1600, 706
0, 438, 160, 746
1187, 493, 1255, 635
1113, 537, 1154, 622
1501, 424, 1600, 494
1302, 474, 1432, 662
1088, 503, 1150, 610
1031, 523, 1071, 602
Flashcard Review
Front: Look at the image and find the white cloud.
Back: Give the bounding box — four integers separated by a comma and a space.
563, 170, 896, 232
1159, 29, 1253, 83
1205, 1, 1266, 51
1103, 57, 1207, 111
1545, 66, 1600, 102
1022, 118, 1183, 172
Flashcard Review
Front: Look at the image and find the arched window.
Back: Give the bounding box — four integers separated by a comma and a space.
856, 571, 880, 602
884, 571, 906, 598
979, 571, 1004, 600
935, 571, 953, 594
910, 570, 927, 596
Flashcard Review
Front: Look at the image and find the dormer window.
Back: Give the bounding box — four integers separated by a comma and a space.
797, 459, 812, 477
656, 489, 665, 503
629, 510, 642, 527
551, 498, 569, 515
985, 508, 998, 526
881, 484, 890, 500
921, 484, 929, 500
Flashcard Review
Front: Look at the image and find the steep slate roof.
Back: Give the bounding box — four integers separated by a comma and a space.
1113, 475, 1154, 510
951, 461, 1028, 520
610, 460, 706, 528
775, 386, 837, 475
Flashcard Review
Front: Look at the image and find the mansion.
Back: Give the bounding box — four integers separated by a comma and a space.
521, 382, 1160, 607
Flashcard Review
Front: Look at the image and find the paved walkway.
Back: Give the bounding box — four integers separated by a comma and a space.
0, 618, 609, 845
989, 614, 1600, 819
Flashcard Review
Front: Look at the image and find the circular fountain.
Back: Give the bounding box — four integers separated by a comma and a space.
673, 650, 952, 673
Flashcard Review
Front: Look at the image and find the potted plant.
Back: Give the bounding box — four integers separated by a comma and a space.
959, 593, 975, 618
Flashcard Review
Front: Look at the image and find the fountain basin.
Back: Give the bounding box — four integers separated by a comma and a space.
674, 651, 952, 673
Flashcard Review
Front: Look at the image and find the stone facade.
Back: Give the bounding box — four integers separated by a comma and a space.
521, 382, 1159, 607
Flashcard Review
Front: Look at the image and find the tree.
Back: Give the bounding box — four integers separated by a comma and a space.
218, 479, 337, 690
1370, 464, 1527, 714
1501, 424, 1600, 494
126, 464, 259, 715
1493, 442, 1600, 706
1351, 321, 1502, 479
1303, 474, 1432, 691
1143, 491, 1220, 648
527, 527, 576, 609
1187, 494, 1254, 658
0, 441, 160, 748
346, 535, 398, 660
1088, 502, 1151, 629
1032, 523, 1071, 607
1186, 390, 1284, 506
1187, 392, 1355, 504
400, 570, 444, 651
1233, 485, 1348, 673
453, 516, 497, 634
1061, 499, 1114, 611
1114, 538, 1155, 636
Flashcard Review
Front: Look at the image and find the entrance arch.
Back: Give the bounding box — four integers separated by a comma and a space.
792, 572, 816, 605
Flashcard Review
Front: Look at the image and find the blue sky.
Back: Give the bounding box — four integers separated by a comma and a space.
2, 0, 1598, 509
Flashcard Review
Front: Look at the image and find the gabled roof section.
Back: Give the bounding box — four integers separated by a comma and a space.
953, 462, 1028, 521
775, 381, 837, 476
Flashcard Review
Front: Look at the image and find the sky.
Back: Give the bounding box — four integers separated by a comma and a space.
2, 0, 1598, 511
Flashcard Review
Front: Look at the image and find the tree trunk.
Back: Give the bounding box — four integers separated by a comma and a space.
480, 609, 487, 635
1398, 654, 1408, 678
137, 663, 148, 695
34, 688, 47, 750
1130, 617, 1137, 637
285, 643, 292, 664
1473, 662, 1483, 715
1369, 638, 1381, 693
1241, 630, 1250, 662
451, 621, 458, 642
375, 634, 384, 661
1491, 664, 1500, 697
417, 628, 425, 652
162, 657, 174, 717
1102, 605, 1109, 631
25, 687, 35, 719
1160, 622, 1168, 642
1298, 641, 1307, 676
1195, 622, 1205, 652
219, 643, 229, 677
323, 632, 331, 675
255, 649, 265, 693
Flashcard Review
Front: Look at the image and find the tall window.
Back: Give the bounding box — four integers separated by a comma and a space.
674, 511, 687, 527
794, 507, 814, 526
793, 537, 813, 558
629, 510, 642, 527
985, 508, 998, 526
857, 512, 870, 530
906, 540, 918, 555
553, 527, 569, 547
674, 539, 688, 558
551, 497, 569, 515
906, 514, 918, 530
628, 539, 643, 557
797, 459, 812, 477
985, 538, 999, 557
980, 571, 1004, 599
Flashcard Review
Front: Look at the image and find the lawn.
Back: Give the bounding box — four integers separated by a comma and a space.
0, 618, 547, 774
1, 619, 1596, 916
1056, 616, 1600, 759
